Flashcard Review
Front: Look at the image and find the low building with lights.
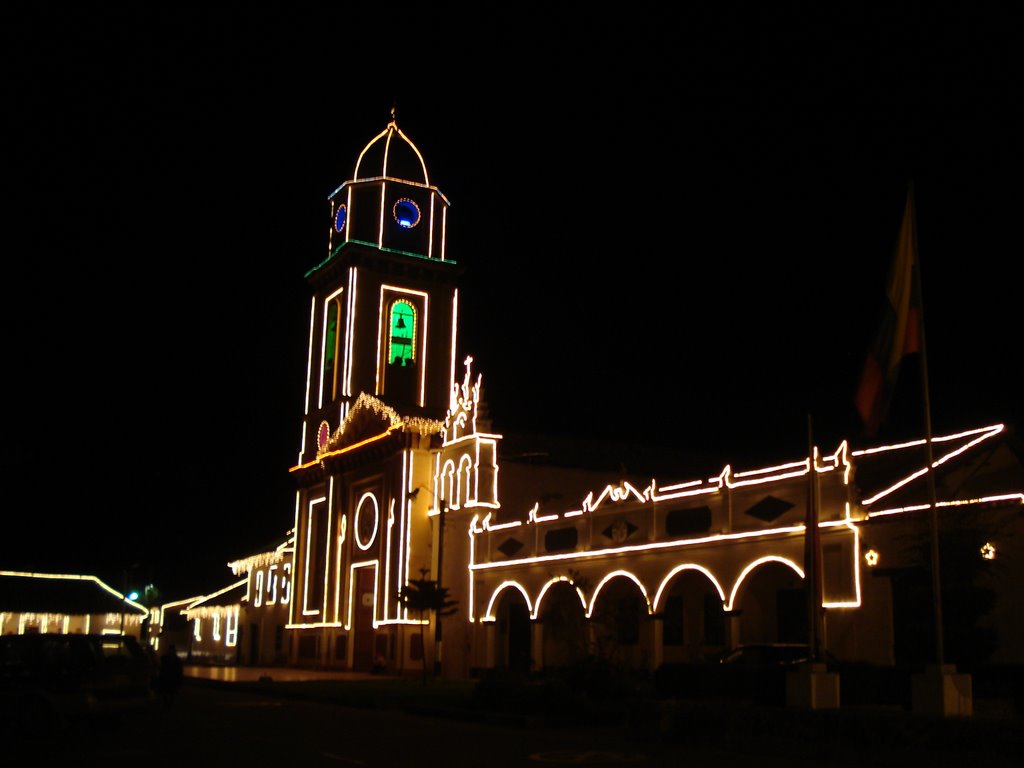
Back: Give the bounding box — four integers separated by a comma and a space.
0, 570, 149, 639
178, 580, 246, 664
257, 116, 1024, 677
150, 538, 295, 663
227, 535, 294, 665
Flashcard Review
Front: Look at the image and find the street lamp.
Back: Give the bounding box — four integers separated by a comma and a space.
120, 562, 140, 636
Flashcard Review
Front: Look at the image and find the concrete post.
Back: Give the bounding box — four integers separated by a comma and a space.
531, 621, 544, 673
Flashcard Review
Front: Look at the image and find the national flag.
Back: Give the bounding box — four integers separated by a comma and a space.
854, 187, 921, 436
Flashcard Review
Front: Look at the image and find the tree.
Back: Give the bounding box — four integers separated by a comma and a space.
891, 508, 1006, 666
541, 568, 640, 698
397, 568, 458, 683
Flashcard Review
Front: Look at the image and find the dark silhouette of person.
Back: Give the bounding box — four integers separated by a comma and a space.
158, 643, 184, 708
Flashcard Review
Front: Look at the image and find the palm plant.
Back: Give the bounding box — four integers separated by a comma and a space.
398, 568, 458, 683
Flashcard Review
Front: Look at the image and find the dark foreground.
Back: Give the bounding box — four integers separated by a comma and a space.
5, 667, 1020, 767
181, 665, 1022, 767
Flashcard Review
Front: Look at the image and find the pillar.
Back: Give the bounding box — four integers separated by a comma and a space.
645, 616, 664, 671
531, 621, 544, 673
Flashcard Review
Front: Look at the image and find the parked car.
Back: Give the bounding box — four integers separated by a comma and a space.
0, 633, 156, 732
718, 643, 838, 667
712, 643, 841, 705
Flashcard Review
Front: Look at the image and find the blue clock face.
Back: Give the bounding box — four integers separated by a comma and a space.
393, 198, 420, 229
334, 204, 347, 233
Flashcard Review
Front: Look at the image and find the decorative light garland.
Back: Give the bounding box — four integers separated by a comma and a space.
0, 570, 149, 618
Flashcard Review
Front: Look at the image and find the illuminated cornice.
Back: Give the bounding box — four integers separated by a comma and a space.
160, 596, 202, 613
480, 512, 521, 532
290, 425, 399, 473
851, 424, 1003, 459
470, 522, 811, 570
865, 493, 1024, 519
227, 536, 295, 575
476, 424, 1012, 540
330, 177, 450, 205
305, 392, 443, 466
182, 579, 247, 616
857, 424, 1005, 507
483, 442, 850, 532
305, 239, 459, 279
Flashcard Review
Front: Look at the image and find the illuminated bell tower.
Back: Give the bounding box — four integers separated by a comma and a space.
287, 113, 462, 672
300, 111, 461, 457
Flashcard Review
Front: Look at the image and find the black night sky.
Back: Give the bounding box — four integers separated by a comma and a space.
4, 6, 1021, 599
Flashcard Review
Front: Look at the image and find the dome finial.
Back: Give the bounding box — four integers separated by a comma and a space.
390, 103, 397, 124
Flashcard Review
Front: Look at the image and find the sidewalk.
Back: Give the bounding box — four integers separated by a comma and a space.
184, 664, 396, 684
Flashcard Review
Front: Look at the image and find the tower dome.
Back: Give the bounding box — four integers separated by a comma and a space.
325, 110, 450, 263
353, 110, 430, 186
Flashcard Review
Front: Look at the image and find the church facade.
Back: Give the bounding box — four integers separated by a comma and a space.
225, 118, 1023, 678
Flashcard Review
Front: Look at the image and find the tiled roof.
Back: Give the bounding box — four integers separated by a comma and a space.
0, 571, 147, 616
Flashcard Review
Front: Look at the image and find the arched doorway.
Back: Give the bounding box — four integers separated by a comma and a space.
732, 559, 806, 645
493, 587, 532, 675
589, 576, 649, 669
538, 580, 588, 671
659, 569, 725, 663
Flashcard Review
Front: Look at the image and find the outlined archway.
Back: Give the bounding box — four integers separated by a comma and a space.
491, 584, 532, 674
438, 459, 456, 508
537, 579, 589, 670
458, 454, 472, 508
728, 556, 805, 645
655, 564, 728, 663
587, 571, 652, 669
533, 576, 587, 620
483, 580, 533, 622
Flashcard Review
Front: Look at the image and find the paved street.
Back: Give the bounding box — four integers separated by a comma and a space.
8, 669, 1019, 768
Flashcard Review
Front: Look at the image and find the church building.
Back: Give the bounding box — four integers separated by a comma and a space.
260, 116, 1024, 679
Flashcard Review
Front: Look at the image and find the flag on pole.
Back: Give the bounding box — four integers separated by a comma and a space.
855, 186, 921, 436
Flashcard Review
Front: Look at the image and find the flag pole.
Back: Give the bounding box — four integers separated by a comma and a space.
908, 183, 945, 666
805, 413, 823, 662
